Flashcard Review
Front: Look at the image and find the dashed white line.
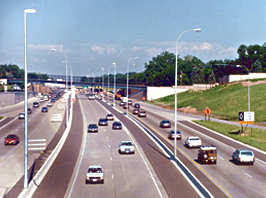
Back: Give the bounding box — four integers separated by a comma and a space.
112, 174, 114, 180
110, 157, 112, 161
244, 173, 252, 178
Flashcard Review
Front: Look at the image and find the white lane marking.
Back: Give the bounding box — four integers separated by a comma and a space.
244, 173, 252, 178
65, 97, 88, 198
256, 159, 266, 165
110, 157, 112, 161
188, 120, 266, 155
128, 115, 214, 198
219, 156, 224, 160
98, 102, 166, 198
112, 174, 114, 180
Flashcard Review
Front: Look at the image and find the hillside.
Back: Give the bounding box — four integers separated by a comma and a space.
154, 80, 266, 123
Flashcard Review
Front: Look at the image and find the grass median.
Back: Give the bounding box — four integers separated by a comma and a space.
194, 120, 266, 151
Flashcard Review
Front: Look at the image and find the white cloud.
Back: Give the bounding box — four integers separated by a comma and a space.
91, 45, 105, 55
28, 44, 64, 52
145, 47, 163, 57
106, 47, 117, 55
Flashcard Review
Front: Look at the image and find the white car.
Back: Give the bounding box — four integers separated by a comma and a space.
119, 141, 135, 154
184, 136, 202, 148
47, 102, 53, 107
232, 149, 255, 165
86, 165, 104, 184
88, 94, 96, 100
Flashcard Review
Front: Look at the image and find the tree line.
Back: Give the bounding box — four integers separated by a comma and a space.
1, 43, 265, 86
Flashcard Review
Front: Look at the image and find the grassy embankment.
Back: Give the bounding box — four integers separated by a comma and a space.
152, 81, 266, 150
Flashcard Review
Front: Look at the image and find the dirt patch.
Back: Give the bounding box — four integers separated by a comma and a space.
241, 80, 266, 87
179, 106, 199, 114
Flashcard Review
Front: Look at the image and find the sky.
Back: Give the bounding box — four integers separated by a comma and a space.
0, 0, 265, 77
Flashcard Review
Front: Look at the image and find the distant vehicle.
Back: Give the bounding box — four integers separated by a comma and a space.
27, 108, 32, 114
4, 134, 19, 145
232, 149, 255, 165
106, 114, 114, 121
98, 118, 108, 126
128, 100, 133, 105
138, 109, 146, 117
18, 112, 25, 119
40, 97, 45, 103
47, 102, 53, 107
44, 95, 49, 101
88, 94, 96, 100
198, 146, 217, 164
168, 130, 182, 140
134, 103, 140, 109
112, 121, 122, 130
184, 136, 202, 148
41, 107, 48, 113
119, 141, 135, 154
123, 104, 129, 109
88, 124, 98, 133
86, 165, 104, 184
33, 101, 39, 108
132, 108, 139, 115
119, 101, 126, 106
160, 120, 171, 128
50, 98, 56, 103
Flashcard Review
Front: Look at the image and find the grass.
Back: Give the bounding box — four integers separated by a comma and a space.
194, 120, 266, 151
0, 116, 3, 120
154, 82, 266, 122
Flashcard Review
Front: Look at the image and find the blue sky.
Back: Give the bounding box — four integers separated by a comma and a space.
0, 0, 265, 76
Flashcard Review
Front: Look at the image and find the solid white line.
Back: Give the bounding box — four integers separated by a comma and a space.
123, 117, 165, 198
188, 120, 266, 155
99, 102, 165, 198
0, 117, 17, 131
244, 173, 252, 178
128, 115, 214, 198
65, 97, 88, 198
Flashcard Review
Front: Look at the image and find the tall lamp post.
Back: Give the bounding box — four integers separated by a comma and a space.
24, 8, 36, 189
101, 67, 104, 92
63, 53, 69, 128
112, 62, 116, 107
107, 71, 110, 103
174, 28, 200, 157
126, 57, 138, 114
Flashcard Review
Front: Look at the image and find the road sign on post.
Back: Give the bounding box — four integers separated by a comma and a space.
239, 111, 254, 125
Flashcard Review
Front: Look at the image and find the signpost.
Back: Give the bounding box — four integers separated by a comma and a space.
238, 111, 254, 125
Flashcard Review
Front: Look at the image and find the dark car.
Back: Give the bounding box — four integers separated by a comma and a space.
88, 124, 98, 133
5, 134, 20, 145
160, 120, 171, 128
134, 103, 140, 109
50, 98, 56, 103
98, 118, 108, 126
138, 109, 146, 117
41, 107, 48, 113
132, 108, 139, 115
120, 101, 126, 106
33, 101, 39, 108
112, 121, 122, 130
27, 108, 32, 114
18, 112, 25, 119
106, 114, 114, 121
168, 130, 182, 139
128, 100, 133, 105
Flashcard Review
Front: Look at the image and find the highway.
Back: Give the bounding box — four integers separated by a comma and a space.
111, 98, 266, 198
0, 96, 66, 195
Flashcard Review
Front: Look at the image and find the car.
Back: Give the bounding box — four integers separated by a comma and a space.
119, 101, 126, 106
134, 103, 140, 109
123, 104, 129, 109
232, 149, 255, 165
41, 107, 48, 113
88, 94, 96, 100
50, 98, 56, 103
132, 108, 139, 115
4, 134, 19, 145
47, 102, 53, 107
86, 165, 104, 184
98, 118, 108, 126
160, 120, 171, 128
33, 101, 39, 108
18, 112, 25, 119
184, 136, 202, 148
138, 109, 146, 117
168, 130, 182, 140
119, 141, 135, 154
27, 108, 32, 114
112, 121, 122, 130
88, 124, 98, 133
106, 114, 114, 121
128, 100, 133, 105
40, 97, 45, 103
198, 146, 217, 164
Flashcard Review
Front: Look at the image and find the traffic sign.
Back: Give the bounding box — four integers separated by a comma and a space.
239, 111, 254, 124
238, 112, 244, 121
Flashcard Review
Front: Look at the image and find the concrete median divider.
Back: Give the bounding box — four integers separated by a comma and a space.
17, 95, 74, 198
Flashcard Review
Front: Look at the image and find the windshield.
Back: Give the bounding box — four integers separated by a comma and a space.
88, 168, 102, 173
241, 151, 253, 156
121, 142, 133, 146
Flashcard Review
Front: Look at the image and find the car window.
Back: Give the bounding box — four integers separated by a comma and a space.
241, 151, 253, 156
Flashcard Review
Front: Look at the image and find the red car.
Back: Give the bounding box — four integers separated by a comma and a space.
4, 134, 20, 145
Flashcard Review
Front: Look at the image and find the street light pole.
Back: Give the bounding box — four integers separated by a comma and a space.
101, 67, 104, 92
174, 28, 200, 158
64, 53, 69, 128
112, 62, 116, 107
107, 71, 109, 103
23, 8, 36, 189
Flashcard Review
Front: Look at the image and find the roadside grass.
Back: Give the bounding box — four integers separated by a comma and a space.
0, 116, 3, 120
194, 120, 266, 151
154, 82, 266, 122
